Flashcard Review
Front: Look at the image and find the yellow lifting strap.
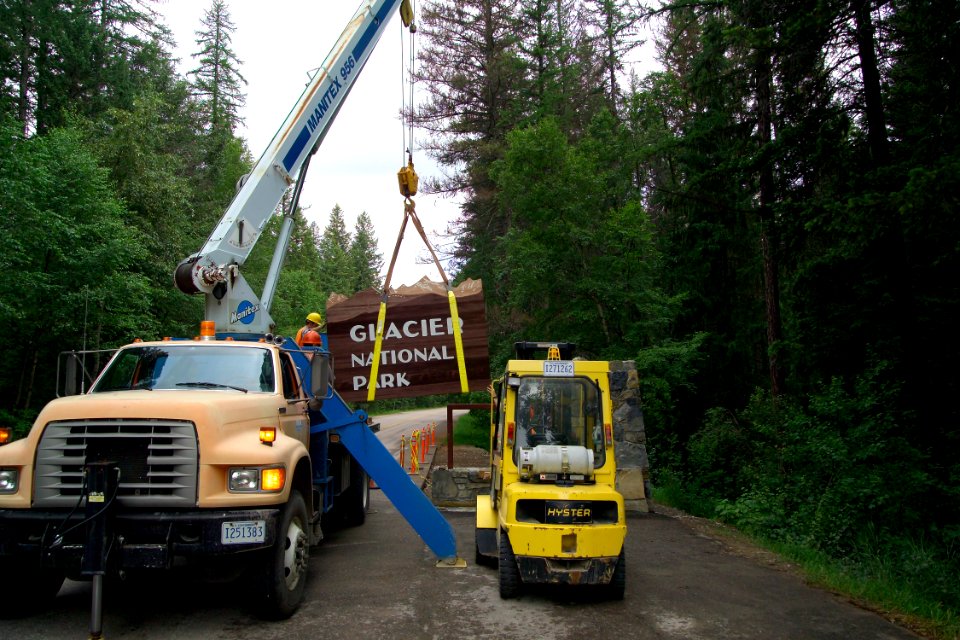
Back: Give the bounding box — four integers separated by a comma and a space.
367, 159, 469, 401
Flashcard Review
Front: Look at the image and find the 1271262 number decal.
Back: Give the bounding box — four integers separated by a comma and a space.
542, 361, 574, 376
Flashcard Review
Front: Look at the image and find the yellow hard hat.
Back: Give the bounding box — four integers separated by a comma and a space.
306, 312, 323, 325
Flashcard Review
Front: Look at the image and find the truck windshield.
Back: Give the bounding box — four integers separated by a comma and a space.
91, 345, 275, 393
515, 376, 604, 467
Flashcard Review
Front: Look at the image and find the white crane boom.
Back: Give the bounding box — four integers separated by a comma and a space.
175, 0, 411, 335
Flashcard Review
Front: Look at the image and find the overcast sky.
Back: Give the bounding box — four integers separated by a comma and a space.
156, 0, 459, 288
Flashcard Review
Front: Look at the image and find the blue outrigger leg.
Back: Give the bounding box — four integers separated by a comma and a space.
290, 340, 458, 563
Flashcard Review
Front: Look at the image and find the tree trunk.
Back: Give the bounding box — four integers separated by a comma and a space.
755, 42, 784, 399
17, 0, 32, 132
851, 0, 888, 166
24, 348, 39, 409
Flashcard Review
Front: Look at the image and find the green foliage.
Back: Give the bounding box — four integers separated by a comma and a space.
632, 334, 706, 473
0, 407, 37, 441
491, 114, 678, 358
241, 212, 327, 337
0, 120, 152, 406
453, 410, 492, 451
0, 3, 957, 633
348, 212, 383, 292
650, 470, 719, 519
697, 368, 933, 557
79, 90, 206, 339
317, 205, 354, 296
0, 0, 166, 133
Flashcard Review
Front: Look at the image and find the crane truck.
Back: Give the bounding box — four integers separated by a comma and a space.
0, 0, 459, 630
475, 342, 627, 599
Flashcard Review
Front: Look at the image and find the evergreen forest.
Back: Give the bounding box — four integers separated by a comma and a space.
0, 0, 383, 419
1, 0, 958, 635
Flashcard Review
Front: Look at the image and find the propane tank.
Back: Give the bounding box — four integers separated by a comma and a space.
518, 445, 594, 479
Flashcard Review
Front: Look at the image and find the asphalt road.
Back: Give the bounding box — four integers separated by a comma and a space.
374, 406, 452, 464
0, 407, 921, 640
2, 489, 920, 640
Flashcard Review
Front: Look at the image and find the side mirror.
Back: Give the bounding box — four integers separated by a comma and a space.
64, 353, 79, 396
310, 353, 331, 403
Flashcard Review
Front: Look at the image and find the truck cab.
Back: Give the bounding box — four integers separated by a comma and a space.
0, 329, 366, 620
475, 342, 627, 599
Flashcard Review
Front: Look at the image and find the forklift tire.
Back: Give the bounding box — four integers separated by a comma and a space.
254, 490, 310, 620
342, 458, 369, 527
498, 531, 522, 599
0, 557, 64, 618
607, 548, 626, 600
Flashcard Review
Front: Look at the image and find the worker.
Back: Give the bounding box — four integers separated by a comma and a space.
295, 312, 324, 346
299, 329, 323, 360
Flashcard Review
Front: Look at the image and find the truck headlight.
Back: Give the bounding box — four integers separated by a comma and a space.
228, 466, 285, 493
0, 468, 18, 493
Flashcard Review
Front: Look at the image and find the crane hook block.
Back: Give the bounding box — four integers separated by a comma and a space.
398, 160, 419, 198
400, 0, 414, 28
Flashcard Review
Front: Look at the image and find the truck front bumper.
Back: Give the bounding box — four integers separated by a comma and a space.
0, 507, 281, 572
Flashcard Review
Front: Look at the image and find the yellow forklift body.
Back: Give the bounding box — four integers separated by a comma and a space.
477, 344, 627, 596
499, 481, 625, 558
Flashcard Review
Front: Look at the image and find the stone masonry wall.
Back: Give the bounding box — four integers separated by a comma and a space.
430, 360, 651, 512
609, 360, 652, 513
430, 466, 490, 508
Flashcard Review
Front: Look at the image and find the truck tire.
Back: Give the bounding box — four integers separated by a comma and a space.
607, 548, 626, 600
342, 457, 369, 528
0, 557, 64, 618
255, 490, 309, 619
498, 531, 521, 599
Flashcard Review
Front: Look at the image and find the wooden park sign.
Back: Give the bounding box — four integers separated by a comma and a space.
326, 278, 490, 402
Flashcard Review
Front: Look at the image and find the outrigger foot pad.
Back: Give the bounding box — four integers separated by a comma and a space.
436, 557, 467, 568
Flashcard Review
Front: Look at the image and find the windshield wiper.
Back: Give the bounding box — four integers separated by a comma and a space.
175, 381, 248, 393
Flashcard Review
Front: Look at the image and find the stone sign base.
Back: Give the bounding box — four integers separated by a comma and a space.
430, 467, 489, 507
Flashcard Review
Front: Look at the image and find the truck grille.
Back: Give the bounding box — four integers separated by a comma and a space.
33, 419, 199, 508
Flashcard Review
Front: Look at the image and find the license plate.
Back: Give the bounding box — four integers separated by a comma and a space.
543, 360, 574, 376
221, 520, 265, 544
544, 501, 593, 524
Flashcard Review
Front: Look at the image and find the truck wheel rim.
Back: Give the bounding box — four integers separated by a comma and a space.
283, 520, 308, 589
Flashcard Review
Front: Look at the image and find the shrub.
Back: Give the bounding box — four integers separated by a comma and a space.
703, 364, 933, 556
453, 410, 491, 451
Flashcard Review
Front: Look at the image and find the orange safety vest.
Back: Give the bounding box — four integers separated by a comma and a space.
295, 325, 309, 346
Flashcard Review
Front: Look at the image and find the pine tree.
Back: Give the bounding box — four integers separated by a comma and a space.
317, 205, 353, 296
516, 0, 598, 133
0, 0, 164, 134
189, 0, 246, 136
348, 211, 383, 292
413, 0, 526, 293
582, 0, 641, 115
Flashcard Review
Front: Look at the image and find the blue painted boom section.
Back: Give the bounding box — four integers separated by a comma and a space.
284, 337, 457, 561
333, 419, 457, 561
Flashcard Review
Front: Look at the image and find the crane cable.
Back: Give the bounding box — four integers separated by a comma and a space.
367, 0, 469, 401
